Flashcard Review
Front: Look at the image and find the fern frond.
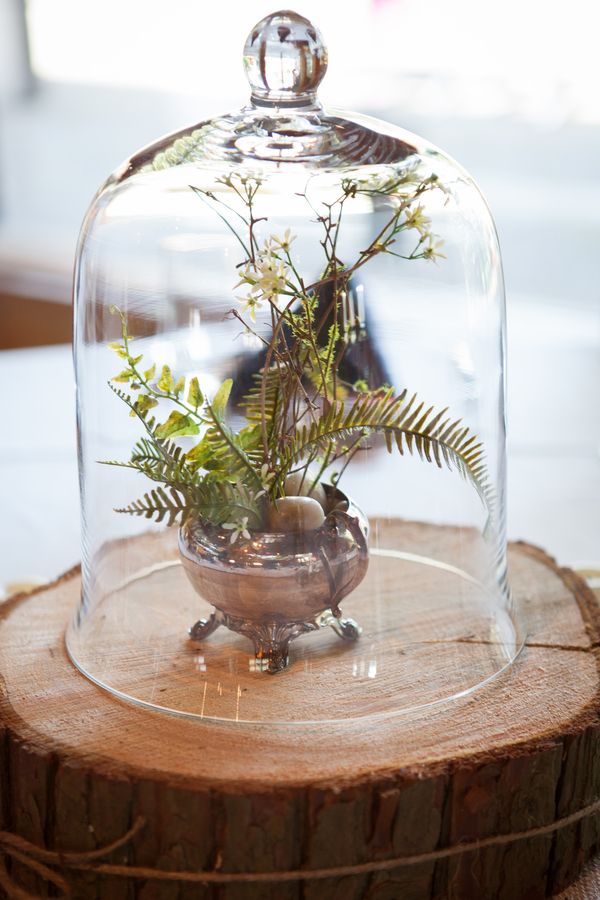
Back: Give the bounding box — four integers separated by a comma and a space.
116, 486, 191, 527
240, 367, 281, 426
130, 436, 185, 466
281, 390, 494, 511
104, 385, 198, 479
130, 436, 163, 464
116, 480, 262, 527
303, 322, 340, 398
201, 400, 262, 487
107, 384, 170, 458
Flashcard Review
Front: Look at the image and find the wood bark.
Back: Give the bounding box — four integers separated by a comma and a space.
0, 541, 599, 899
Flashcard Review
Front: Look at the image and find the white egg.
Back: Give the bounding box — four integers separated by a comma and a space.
268, 496, 326, 533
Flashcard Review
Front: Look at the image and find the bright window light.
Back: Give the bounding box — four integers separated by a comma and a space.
23, 0, 600, 123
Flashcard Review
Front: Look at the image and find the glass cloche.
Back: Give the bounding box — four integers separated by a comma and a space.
69, 10, 522, 724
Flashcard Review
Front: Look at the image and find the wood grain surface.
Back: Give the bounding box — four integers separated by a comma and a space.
0, 539, 599, 899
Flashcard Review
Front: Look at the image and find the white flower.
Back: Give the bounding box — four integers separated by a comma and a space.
234, 241, 291, 319
234, 261, 259, 292
236, 293, 263, 322
269, 228, 296, 252
422, 238, 446, 263
222, 516, 251, 544
404, 204, 431, 237
257, 258, 288, 298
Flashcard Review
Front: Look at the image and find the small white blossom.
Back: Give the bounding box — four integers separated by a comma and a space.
236, 293, 263, 322
222, 516, 251, 544
404, 204, 431, 237
234, 242, 291, 320
423, 238, 446, 263
268, 228, 296, 252
256, 257, 288, 297
234, 261, 258, 292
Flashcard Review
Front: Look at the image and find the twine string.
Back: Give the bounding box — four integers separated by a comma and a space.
1, 796, 600, 897
0, 818, 146, 900
0, 852, 69, 900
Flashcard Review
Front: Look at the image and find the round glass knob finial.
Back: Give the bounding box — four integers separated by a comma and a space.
244, 10, 328, 108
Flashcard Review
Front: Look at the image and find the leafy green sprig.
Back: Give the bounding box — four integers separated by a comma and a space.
105, 165, 494, 538
103, 306, 268, 528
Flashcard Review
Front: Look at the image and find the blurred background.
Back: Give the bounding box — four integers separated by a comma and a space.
0, 0, 598, 592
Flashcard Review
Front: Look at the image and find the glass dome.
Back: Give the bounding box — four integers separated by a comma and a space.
68, 10, 522, 725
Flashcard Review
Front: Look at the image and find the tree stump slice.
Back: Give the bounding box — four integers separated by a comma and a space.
1, 539, 599, 900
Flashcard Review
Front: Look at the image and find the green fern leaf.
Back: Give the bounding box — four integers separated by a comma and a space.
239, 367, 282, 440
200, 390, 262, 488
281, 390, 494, 511
116, 480, 262, 528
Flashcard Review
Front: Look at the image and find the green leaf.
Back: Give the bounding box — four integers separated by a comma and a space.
108, 341, 128, 359
185, 436, 212, 470
157, 365, 175, 393
129, 394, 159, 417
187, 376, 203, 408
108, 305, 135, 338
200, 400, 262, 487
112, 368, 134, 383
144, 363, 156, 381
174, 375, 185, 396
237, 423, 262, 450
155, 410, 200, 439
211, 379, 233, 417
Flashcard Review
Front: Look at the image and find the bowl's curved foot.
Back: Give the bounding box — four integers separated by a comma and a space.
318, 608, 362, 642
246, 619, 320, 674
330, 615, 362, 642
188, 609, 224, 641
